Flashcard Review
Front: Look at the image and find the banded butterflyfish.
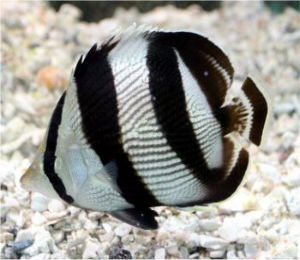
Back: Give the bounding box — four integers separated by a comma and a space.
21, 25, 270, 229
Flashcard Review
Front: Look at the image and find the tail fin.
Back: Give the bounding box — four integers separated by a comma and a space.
220, 77, 269, 146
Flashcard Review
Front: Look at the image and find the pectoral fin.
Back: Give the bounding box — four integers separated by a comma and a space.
110, 207, 158, 230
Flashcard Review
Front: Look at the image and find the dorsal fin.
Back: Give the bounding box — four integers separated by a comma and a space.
74, 38, 118, 81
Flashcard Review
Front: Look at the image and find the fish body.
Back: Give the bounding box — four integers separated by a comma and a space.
21, 26, 269, 229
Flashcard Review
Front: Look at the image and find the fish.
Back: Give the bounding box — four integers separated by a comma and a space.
21, 25, 270, 230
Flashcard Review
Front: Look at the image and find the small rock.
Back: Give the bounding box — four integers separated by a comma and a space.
15, 229, 34, 242
273, 246, 298, 259
47, 199, 65, 213
109, 247, 132, 259
88, 211, 104, 221
0, 232, 14, 243
68, 206, 81, 217
31, 193, 49, 212
12, 239, 34, 253
189, 252, 200, 259
99, 232, 114, 243
6, 209, 25, 227
218, 218, 246, 242
121, 234, 134, 244
200, 235, 229, 250
82, 238, 104, 259
52, 231, 64, 244
102, 223, 112, 233
187, 232, 202, 247
29, 253, 51, 260
283, 169, 300, 188
258, 163, 282, 183
51, 252, 69, 259
35, 66, 67, 89
58, 4, 82, 21
218, 188, 257, 212
32, 212, 47, 225
114, 224, 132, 237
179, 246, 189, 259
24, 229, 57, 256
154, 248, 166, 259
227, 249, 238, 259
3, 246, 17, 259
244, 242, 260, 258
209, 249, 226, 259
4, 197, 19, 208
166, 245, 179, 257
83, 218, 98, 229
198, 218, 220, 231
285, 188, 300, 216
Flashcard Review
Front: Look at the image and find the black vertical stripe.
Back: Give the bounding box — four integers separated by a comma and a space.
241, 77, 268, 146
147, 32, 234, 133
202, 148, 249, 204
43, 93, 74, 204
146, 37, 222, 184
74, 43, 160, 207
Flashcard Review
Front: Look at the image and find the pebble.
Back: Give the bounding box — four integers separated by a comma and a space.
109, 247, 132, 259
31, 193, 49, 212
226, 249, 238, 259
114, 223, 132, 237
218, 218, 247, 242
52, 231, 64, 244
244, 242, 260, 258
4, 197, 19, 208
12, 239, 34, 253
198, 218, 220, 231
283, 169, 300, 188
24, 229, 57, 256
35, 66, 67, 89
166, 245, 179, 256
273, 246, 298, 259
179, 246, 189, 259
47, 199, 65, 213
154, 248, 166, 259
15, 229, 34, 242
32, 212, 47, 225
258, 163, 282, 183
217, 188, 258, 213
82, 238, 104, 259
6, 209, 25, 228
200, 235, 229, 250
209, 249, 226, 258
285, 188, 300, 216
187, 232, 202, 247
0, 232, 14, 243
3, 246, 17, 259
189, 252, 199, 259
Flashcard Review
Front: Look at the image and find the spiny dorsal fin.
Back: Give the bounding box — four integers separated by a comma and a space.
74, 37, 118, 81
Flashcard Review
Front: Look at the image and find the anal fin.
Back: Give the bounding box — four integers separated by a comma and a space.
110, 207, 158, 230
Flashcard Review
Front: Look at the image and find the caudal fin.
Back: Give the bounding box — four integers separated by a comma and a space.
220, 77, 269, 146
